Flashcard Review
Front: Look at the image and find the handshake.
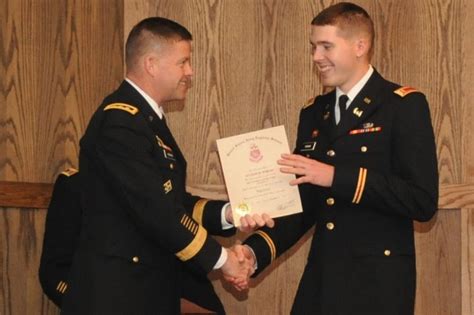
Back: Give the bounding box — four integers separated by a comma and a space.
219, 210, 275, 291
221, 244, 256, 291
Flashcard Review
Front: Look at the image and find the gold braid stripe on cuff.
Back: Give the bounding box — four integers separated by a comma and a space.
192, 199, 208, 225
352, 168, 367, 204
176, 225, 208, 261
254, 230, 276, 262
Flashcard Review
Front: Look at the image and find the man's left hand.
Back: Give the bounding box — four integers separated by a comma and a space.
225, 205, 275, 233
278, 153, 334, 187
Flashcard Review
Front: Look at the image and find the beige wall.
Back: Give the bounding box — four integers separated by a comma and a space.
1, 0, 473, 314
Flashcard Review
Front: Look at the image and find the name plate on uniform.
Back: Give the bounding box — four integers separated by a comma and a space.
217, 125, 303, 226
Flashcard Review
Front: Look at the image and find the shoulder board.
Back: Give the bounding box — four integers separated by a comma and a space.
302, 97, 316, 109
394, 86, 419, 97
61, 168, 78, 177
104, 103, 139, 115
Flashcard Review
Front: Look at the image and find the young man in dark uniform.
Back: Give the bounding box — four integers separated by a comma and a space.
237, 3, 438, 314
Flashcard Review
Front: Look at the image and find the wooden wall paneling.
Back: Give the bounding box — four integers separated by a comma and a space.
0, 0, 124, 183
461, 0, 474, 181
461, 208, 473, 315
0, 207, 50, 315
1, 0, 124, 314
0, 0, 7, 183
414, 210, 462, 315
0, 181, 52, 209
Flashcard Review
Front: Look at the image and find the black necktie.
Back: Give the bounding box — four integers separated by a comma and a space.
338, 94, 349, 123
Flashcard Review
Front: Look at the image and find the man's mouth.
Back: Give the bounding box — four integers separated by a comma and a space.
317, 65, 333, 74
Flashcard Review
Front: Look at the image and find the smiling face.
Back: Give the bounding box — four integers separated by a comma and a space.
310, 24, 370, 93
148, 40, 193, 102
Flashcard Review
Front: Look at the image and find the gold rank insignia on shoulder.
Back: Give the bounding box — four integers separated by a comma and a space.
104, 103, 139, 115
302, 97, 316, 109
163, 179, 173, 194
61, 168, 78, 177
364, 97, 371, 104
394, 86, 419, 97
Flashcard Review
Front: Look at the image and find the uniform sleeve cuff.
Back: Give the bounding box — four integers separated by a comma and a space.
220, 203, 233, 230
213, 247, 227, 269
332, 166, 368, 204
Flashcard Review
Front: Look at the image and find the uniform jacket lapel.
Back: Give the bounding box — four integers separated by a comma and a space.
332, 70, 383, 141
117, 81, 186, 165
318, 91, 337, 140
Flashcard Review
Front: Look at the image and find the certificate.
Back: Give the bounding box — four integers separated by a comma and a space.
216, 125, 302, 226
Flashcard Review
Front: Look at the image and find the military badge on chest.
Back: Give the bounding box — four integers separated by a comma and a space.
156, 136, 176, 161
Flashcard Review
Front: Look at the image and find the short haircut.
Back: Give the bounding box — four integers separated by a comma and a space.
125, 17, 192, 70
312, 2, 375, 58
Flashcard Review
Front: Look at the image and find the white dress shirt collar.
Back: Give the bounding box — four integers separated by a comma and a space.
335, 65, 374, 108
125, 78, 165, 119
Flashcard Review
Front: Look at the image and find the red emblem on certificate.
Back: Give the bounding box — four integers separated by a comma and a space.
249, 143, 263, 162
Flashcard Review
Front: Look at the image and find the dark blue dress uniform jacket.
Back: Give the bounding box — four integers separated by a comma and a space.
245, 70, 438, 315
61, 81, 231, 314
39, 169, 227, 313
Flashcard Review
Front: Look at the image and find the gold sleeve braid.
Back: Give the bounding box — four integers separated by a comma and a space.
253, 230, 276, 262
175, 225, 208, 261
352, 167, 367, 204
192, 199, 208, 225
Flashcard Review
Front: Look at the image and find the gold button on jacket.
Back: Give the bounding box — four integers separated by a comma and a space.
326, 222, 335, 230
326, 197, 335, 206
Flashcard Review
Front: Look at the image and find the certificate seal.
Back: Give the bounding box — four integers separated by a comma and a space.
236, 202, 251, 216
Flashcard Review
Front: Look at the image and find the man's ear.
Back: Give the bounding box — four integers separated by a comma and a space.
143, 53, 159, 77
354, 36, 370, 58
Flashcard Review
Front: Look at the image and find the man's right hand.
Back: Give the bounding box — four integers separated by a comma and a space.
221, 245, 256, 291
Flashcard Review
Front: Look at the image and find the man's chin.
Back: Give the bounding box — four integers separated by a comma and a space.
320, 78, 336, 88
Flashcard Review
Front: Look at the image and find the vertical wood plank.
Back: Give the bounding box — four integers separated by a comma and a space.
414, 211, 462, 315
1, 0, 124, 314
461, 209, 474, 315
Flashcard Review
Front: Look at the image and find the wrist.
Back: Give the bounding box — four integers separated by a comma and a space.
225, 204, 233, 224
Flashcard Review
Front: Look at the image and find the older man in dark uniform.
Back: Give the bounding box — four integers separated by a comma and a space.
60, 17, 271, 314
237, 2, 438, 314
39, 169, 228, 313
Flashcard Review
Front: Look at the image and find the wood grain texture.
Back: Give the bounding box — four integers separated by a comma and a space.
1, 0, 124, 314
461, 208, 474, 315
0, 181, 52, 209
414, 210, 462, 315
462, 0, 474, 183
0, 0, 124, 183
